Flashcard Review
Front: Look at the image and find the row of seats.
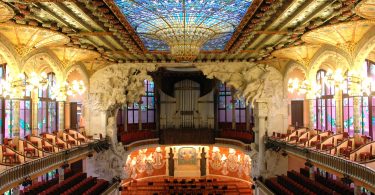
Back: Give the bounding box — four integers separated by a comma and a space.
287, 170, 333, 195
315, 174, 354, 195
61, 176, 97, 195
265, 178, 293, 195
39, 172, 87, 195
21, 169, 73, 195
120, 130, 155, 144
276, 175, 316, 195
83, 179, 109, 195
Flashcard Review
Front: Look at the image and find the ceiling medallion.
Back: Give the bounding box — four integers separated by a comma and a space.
0, 2, 14, 23
114, 0, 253, 62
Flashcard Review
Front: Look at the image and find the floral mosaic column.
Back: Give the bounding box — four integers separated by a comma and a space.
308, 99, 315, 130
12, 100, 20, 138
32, 94, 39, 135
335, 92, 343, 133
58, 101, 65, 132
353, 96, 361, 134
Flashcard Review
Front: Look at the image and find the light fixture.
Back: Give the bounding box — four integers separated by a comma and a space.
50, 80, 86, 101
287, 78, 321, 98
323, 69, 345, 90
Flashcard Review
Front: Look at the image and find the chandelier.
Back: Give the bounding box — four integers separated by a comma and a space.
50, 80, 86, 101
156, 27, 216, 61
288, 69, 375, 98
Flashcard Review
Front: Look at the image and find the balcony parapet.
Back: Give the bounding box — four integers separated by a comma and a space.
0, 139, 108, 192
266, 138, 375, 191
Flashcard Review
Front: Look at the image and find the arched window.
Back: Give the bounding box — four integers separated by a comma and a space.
218, 82, 253, 130
19, 73, 31, 138
117, 79, 155, 132
315, 70, 336, 132
38, 72, 58, 133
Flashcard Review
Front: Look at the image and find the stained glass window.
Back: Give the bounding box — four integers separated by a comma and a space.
218, 82, 252, 130
5, 100, 13, 138
126, 80, 155, 130
343, 97, 354, 136
218, 83, 232, 124
38, 72, 58, 133
316, 70, 336, 132
20, 100, 31, 138
114, 0, 253, 51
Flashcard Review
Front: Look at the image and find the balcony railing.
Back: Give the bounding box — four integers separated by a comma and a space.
266, 138, 375, 189
0, 139, 108, 192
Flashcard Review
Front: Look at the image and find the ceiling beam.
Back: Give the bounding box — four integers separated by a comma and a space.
69, 31, 113, 36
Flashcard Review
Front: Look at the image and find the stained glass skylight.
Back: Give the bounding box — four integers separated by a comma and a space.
115, 0, 253, 60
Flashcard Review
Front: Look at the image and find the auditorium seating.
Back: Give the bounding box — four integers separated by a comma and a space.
265, 168, 356, 195
83, 179, 109, 195
21, 169, 73, 195
315, 174, 354, 195
121, 177, 252, 195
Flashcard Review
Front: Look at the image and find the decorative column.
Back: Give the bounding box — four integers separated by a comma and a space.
12, 100, 20, 150
58, 167, 64, 183
231, 99, 236, 129
12, 186, 20, 195
309, 166, 315, 181
353, 96, 361, 135
32, 93, 39, 135
335, 91, 343, 133
308, 99, 315, 130
58, 101, 65, 132
254, 100, 268, 176
12, 100, 20, 138
138, 101, 142, 130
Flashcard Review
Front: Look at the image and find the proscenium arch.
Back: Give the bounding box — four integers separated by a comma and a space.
0, 33, 20, 77
354, 26, 375, 70
307, 45, 351, 82
21, 49, 65, 84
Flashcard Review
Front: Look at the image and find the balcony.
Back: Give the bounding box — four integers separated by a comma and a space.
0, 139, 108, 193
266, 138, 375, 191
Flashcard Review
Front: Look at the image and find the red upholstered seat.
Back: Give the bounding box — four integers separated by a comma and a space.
322, 143, 334, 150
359, 152, 371, 161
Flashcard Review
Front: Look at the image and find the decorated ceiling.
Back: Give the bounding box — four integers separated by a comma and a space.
114, 0, 253, 51
0, 0, 365, 73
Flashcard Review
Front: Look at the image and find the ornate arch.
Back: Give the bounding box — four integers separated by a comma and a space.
354, 26, 375, 70
21, 49, 64, 83
0, 33, 20, 76
65, 63, 90, 87
307, 45, 351, 81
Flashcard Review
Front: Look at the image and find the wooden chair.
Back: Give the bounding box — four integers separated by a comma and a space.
24, 140, 36, 157
2, 145, 16, 164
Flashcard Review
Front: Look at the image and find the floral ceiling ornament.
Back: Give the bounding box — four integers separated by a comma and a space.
0, 23, 70, 56
114, 0, 253, 61
50, 47, 101, 68
0, 2, 15, 23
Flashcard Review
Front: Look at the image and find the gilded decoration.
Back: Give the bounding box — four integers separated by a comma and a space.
355, 0, 375, 20
50, 46, 101, 68
0, 23, 70, 56
302, 20, 375, 55
0, 2, 14, 23
272, 45, 321, 67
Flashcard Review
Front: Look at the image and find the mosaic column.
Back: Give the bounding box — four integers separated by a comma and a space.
308, 99, 315, 130
353, 96, 361, 134
58, 167, 64, 183
254, 100, 268, 175
12, 100, 20, 149
309, 166, 315, 181
32, 94, 39, 135
58, 101, 65, 132
335, 92, 343, 133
